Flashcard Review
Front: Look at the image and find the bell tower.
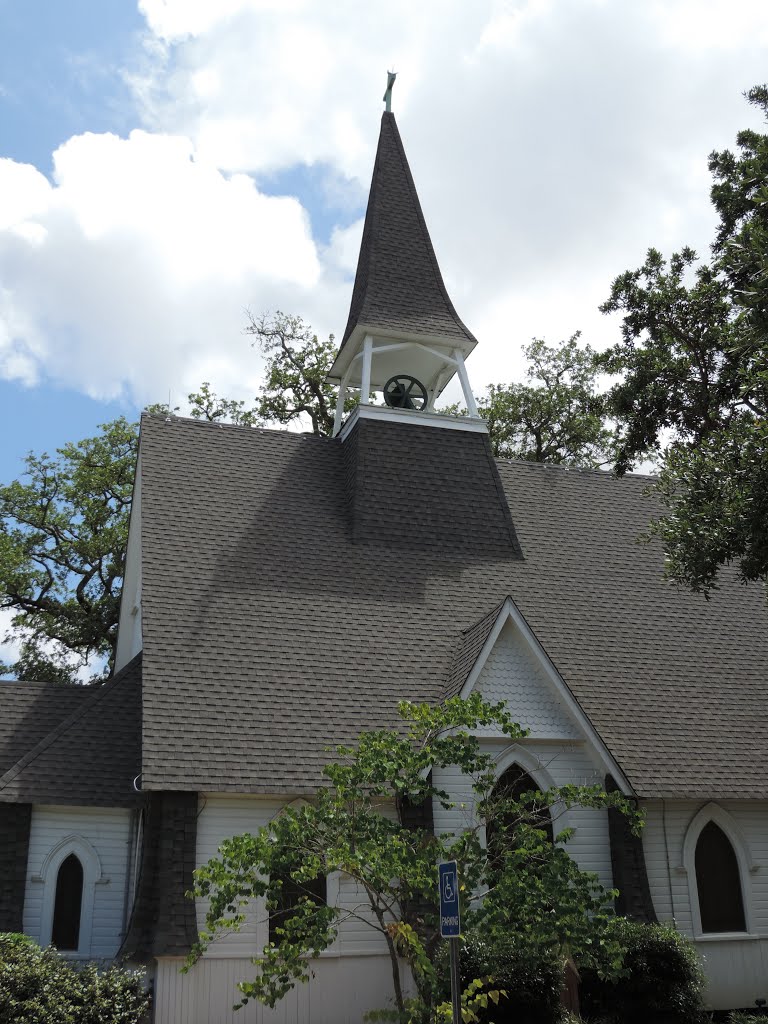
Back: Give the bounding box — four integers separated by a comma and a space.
328, 75, 485, 438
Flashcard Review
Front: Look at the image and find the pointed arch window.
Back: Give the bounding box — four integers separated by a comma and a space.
51, 853, 84, 950
695, 821, 746, 933
487, 763, 553, 869
268, 873, 327, 946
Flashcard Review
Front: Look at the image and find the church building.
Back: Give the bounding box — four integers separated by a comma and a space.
2, 93, 768, 1023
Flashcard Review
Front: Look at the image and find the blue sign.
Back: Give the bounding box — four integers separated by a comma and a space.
439, 861, 461, 937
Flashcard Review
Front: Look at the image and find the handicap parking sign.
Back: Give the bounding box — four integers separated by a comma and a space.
439, 861, 461, 937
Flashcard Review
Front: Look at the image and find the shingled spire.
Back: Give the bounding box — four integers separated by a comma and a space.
338, 111, 477, 357
329, 101, 482, 436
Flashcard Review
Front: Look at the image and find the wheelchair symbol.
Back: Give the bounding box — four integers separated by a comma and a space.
442, 871, 457, 904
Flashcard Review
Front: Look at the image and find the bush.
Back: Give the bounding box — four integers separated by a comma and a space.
435, 933, 564, 1024
579, 919, 708, 1024
0, 933, 150, 1024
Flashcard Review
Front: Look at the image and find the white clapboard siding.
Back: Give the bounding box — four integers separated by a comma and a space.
642, 799, 768, 1009
195, 795, 283, 958
155, 954, 410, 1024
23, 805, 132, 959
196, 795, 391, 959
433, 737, 614, 890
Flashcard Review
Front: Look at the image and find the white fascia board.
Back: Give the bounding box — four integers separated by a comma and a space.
328, 324, 477, 383
114, 451, 143, 671
338, 402, 488, 441
458, 596, 634, 795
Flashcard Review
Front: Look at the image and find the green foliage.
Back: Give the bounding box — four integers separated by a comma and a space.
600, 85, 768, 591
187, 381, 261, 426
480, 336, 615, 467
0, 418, 138, 682
579, 919, 708, 1024
710, 84, 768, 340
727, 1014, 768, 1024
444, 336, 615, 467
435, 976, 506, 1024
189, 695, 637, 1021
435, 934, 563, 1024
245, 310, 355, 435
0, 933, 149, 1024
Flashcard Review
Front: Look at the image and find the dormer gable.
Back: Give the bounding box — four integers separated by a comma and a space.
448, 597, 633, 793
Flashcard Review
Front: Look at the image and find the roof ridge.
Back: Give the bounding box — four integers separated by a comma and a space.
494, 457, 658, 481
0, 652, 142, 793
140, 412, 336, 442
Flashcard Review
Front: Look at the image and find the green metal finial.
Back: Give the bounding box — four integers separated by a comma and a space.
383, 71, 397, 112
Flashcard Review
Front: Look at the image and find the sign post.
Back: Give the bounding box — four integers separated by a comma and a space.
439, 861, 461, 1024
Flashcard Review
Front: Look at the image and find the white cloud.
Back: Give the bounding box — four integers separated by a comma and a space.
0, 608, 104, 682
125, 0, 768, 386
3, 0, 768, 407
0, 609, 23, 674
0, 130, 342, 405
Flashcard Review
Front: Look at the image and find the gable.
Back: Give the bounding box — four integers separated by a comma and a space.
472, 619, 580, 741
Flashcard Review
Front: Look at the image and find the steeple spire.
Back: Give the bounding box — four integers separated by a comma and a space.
328, 85, 481, 436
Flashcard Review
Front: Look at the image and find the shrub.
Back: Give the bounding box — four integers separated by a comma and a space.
0, 933, 150, 1024
434, 933, 564, 1024
579, 919, 708, 1024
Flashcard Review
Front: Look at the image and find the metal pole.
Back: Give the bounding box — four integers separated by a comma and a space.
449, 937, 461, 1024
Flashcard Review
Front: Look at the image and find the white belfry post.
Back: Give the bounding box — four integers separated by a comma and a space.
453, 350, 479, 418
332, 380, 347, 437
360, 335, 373, 405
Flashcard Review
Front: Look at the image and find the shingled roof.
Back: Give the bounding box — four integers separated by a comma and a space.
0, 654, 142, 807
0, 682, 91, 777
137, 413, 768, 800
337, 111, 477, 357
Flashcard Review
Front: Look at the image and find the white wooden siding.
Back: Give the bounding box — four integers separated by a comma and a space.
642, 799, 768, 1009
23, 805, 132, 959
195, 795, 390, 959
433, 739, 613, 889
434, 614, 615, 887
154, 954, 410, 1024
473, 621, 580, 740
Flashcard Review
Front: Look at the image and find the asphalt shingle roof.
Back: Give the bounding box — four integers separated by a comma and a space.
0, 654, 142, 807
138, 412, 768, 800
0, 682, 91, 777
338, 111, 476, 355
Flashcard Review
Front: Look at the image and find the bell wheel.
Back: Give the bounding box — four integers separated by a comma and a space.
383, 375, 428, 411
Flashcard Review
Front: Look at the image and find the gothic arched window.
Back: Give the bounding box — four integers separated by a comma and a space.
268, 873, 327, 946
51, 853, 84, 950
487, 764, 553, 869
695, 821, 746, 933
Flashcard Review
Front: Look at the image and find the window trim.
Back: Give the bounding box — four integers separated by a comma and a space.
36, 835, 103, 957
682, 803, 754, 939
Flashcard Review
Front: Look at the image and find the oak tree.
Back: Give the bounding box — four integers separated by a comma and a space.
601, 85, 768, 592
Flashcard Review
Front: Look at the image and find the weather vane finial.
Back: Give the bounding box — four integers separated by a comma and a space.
383, 71, 397, 112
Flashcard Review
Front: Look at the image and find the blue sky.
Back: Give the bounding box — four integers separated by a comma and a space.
0, 0, 142, 480
0, 0, 367, 485
1, 0, 767, 487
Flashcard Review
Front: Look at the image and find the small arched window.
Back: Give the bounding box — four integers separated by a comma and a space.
51, 853, 84, 950
268, 873, 327, 946
695, 821, 746, 933
487, 764, 553, 869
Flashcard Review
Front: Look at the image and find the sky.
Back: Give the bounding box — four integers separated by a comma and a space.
0, 1, 767, 666
2, 0, 768, 474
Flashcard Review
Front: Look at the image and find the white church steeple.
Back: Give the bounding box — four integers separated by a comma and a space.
328, 79, 483, 437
